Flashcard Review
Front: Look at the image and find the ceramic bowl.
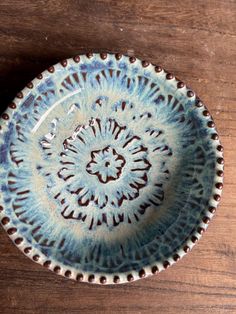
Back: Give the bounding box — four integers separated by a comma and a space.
0, 53, 224, 284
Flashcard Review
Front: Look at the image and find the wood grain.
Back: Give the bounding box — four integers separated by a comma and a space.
0, 1, 235, 313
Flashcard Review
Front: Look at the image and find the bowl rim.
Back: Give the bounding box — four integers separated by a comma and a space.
0, 52, 224, 285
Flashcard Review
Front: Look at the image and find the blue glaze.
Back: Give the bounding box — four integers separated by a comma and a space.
0, 54, 222, 283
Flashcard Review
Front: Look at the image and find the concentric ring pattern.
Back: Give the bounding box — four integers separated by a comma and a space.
0, 53, 223, 284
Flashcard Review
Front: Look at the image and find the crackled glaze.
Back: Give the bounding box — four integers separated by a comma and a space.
0, 53, 223, 284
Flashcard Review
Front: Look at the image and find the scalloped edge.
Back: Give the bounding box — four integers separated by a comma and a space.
0, 52, 224, 285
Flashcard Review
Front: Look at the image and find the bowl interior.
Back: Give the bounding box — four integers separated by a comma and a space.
0, 54, 220, 282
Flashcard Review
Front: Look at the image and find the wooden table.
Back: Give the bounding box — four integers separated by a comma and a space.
0, 1, 235, 313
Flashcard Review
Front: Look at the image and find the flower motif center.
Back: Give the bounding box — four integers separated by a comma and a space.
38, 112, 172, 229
86, 146, 126, 184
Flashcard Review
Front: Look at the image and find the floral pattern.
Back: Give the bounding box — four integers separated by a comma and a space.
86, 146, 126, 184
34, 89, 174, 230
30, 65, 177, 229
56, 118, 152, 210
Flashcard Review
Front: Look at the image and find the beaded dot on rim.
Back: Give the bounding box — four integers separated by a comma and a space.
142, 60, 149, 67
100, 276, 107, 284
163, 261, 170, 269
2, 113, 9, 120
196, 98, 203, 107
183, 245, 190, 253
86, 52, 93, 59
151, 266, 159, 274
113, 275, 120, 283
166, 73, 174, 80
191, 236, 198, 243
173, 254, 180, 261
54, 266, 61, 273
16, 92, 23, 99
9, 102, 16, 109
217, 157, 224, 165
61, 59, 68, 67
43, 260, 51, 268
212, 133, 219, 140
203, 110, 210, 116
197, 227, 205, 235
215, 182, 223, 189
48, 66, 55, 73
214, 194, 221, 202
73, 56, 80, 63
65, 270, 72, 278
76, 273, 83, 281
88, 274, 95, 282
27, 82, 34, 89
1, 217, 10, 225
177, 81, 185, 88
100, 53, 107, 60
127, 274, 134, 282
202, 216, 210, 224
217, 170, 224, 177
7, 228, 17, 235
33, 255, 40, 261
155, 65, 162, 73
208, 206, 216, 214
24, 247, 32, 254
139, 269, 146, 278
208, 121, 215, 128
115, 53, 122, 60
187, 90, 194, 97
129, 56, 136, 63
217, 145, 223, 152
14, 238, 23, 245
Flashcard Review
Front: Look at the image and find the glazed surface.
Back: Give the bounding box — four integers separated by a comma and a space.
0, 54, 222, 283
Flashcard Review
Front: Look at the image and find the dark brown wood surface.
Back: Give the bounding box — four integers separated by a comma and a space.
0, 1, 236, 313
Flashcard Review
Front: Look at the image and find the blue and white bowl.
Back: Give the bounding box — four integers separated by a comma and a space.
0, 53, 224, 284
